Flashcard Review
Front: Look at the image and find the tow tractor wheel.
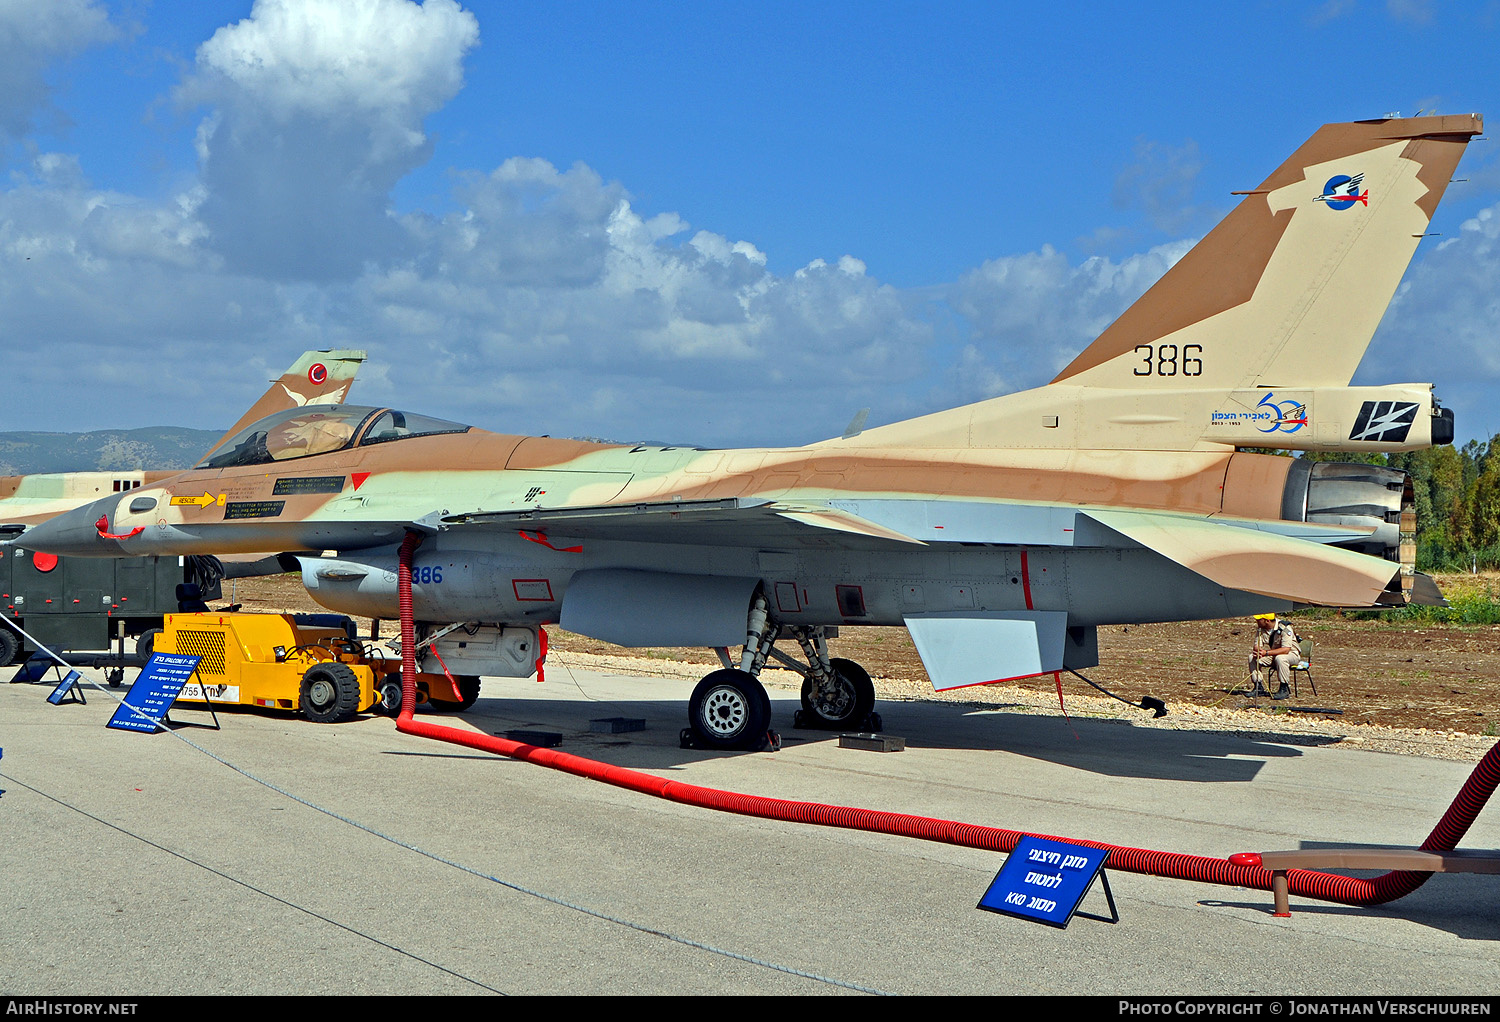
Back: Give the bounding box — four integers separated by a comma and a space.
0, 627, 19, 667
135, 628, 162, 660
300, 663, 361, 723
798, 657, 877, 730
377, 674, 403, 716
425, 675, 481, 713
689, 669, 771, 750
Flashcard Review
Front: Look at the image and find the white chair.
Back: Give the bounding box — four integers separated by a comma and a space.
1290, 638, 1316, 698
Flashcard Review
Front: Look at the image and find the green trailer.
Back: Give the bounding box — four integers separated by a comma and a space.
0, 545, 221, 665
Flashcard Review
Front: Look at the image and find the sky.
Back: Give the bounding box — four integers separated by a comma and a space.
1, 0, 1498, 449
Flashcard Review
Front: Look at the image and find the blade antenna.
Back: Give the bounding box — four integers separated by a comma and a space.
841, 408, 870, 439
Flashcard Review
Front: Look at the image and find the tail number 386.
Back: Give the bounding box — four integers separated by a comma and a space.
1133, 344, 1203, 377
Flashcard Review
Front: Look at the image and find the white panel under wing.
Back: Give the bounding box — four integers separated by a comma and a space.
904, 611, 1069, 691
561, 569, 760, 647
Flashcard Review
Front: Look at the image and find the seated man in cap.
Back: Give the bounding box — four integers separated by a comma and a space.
1247, 614, 1300, 700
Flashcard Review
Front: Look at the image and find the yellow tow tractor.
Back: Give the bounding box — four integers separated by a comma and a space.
155, 612, 479, 722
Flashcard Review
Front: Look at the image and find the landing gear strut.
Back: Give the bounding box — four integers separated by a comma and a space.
683, 592, 780, 751
681, 599, 881, 750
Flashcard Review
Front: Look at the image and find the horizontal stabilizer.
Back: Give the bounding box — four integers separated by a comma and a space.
1083, 508, 1399, 606
1209, 516, 1376, 545
1409, 572, 1448, 608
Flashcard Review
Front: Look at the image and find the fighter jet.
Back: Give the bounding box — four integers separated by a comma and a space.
22, 115, 1481, 749
0, 350, 367, 534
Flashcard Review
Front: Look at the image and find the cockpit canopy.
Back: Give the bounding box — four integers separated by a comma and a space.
197, 405, 470, 469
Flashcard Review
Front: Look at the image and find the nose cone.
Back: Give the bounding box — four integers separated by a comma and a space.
18, 496, 125, 556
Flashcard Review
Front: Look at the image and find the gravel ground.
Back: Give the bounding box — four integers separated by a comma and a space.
542, 644, 1498, 764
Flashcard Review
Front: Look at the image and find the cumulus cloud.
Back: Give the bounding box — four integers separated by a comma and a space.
348, 159, 935, 444
1363, 202, 1500, 441
7, 1, 1493, 453
178, 0, 479, 280
947, 240, 1190, 394
0, 0, 117, 146
1112, 137, 1214, 237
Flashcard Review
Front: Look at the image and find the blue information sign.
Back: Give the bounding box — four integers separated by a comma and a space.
107, 654, 201, 734
978, 834, 1113, 928
46, 671, 84, 705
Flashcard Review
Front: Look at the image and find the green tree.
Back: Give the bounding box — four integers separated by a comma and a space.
1459, 437, 1490, 491
1297, 449, 1389, 466
1468, 461, 1500, 552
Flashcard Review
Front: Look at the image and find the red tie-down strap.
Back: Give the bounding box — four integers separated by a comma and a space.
95, 516, 143, 541
519, 530, 582, 553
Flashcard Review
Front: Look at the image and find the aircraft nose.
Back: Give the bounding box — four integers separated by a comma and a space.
19, 497, 125, 556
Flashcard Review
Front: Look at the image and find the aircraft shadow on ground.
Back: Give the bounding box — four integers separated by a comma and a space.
404, 690, 1350, 785
403, 694, 1500, 939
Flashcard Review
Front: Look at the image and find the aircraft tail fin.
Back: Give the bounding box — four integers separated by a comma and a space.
1052, 114, 1482, 391
203, 350, 366, 459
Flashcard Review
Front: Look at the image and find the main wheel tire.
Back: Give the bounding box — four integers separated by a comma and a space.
798, 656, 876, 730
425, 675, 480, 712
135, 628, 163, 660
377, 674, 403, 716
300, 663, 361, 723
688, 669, 771, 750
0, 627, 19, 666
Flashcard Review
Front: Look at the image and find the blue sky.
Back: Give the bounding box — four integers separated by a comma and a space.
2, 0, 1498, 448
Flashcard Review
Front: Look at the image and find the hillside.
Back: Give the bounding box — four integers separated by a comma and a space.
0, 427, 225, 474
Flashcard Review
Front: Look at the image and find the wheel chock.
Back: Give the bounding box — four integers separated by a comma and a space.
838, 732, 905, 753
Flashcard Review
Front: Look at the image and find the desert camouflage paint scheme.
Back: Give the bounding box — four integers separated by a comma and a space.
0, 350, 366, 531
22, 116, 1481, 746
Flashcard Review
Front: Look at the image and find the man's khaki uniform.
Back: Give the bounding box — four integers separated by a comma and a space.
1249, 619, 1301, 691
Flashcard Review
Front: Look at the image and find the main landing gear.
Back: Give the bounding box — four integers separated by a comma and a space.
681, 595, 881, 751
685, 669, 772, 751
